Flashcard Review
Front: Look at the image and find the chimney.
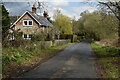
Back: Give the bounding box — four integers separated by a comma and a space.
32, 4, 36, 13
43, 11, 48, 18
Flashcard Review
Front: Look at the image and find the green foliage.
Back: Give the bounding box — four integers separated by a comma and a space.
53, 9, 73, 35
60, 34, 73, 41
46, 27, 57, 41
2, 31, 25, 47
76, 11, 118, 40
59, 34, 78, 42
1, 4, 10, 41
3, 47, 33, 65
2, 42, 73, 78
31, 32, 47, 41
91, 43, 119, 57
99, 1, 120, 46
73, 35, 78, 42
91, 43, 119, 78
3, 41, 72, 66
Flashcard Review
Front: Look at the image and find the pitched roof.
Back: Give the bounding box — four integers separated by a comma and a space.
27, 11, 53, 27
10, 11, 53, 28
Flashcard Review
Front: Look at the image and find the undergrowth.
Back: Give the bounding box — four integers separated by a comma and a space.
2, 42, 73, 78
91, 42, 119, 78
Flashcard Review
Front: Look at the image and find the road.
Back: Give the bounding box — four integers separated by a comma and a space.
20, 42, 97, 78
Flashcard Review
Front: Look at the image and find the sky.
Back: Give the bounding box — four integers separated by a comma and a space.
3, 0, 99, 20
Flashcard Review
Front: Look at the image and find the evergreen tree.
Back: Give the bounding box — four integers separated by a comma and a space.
1, 3, 10, 41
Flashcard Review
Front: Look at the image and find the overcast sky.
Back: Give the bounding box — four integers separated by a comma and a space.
3, 0, 99, 20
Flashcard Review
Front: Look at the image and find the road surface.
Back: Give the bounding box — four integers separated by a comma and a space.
20, 42, 97, 78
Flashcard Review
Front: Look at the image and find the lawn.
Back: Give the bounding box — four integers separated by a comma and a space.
2, 42, 74, 78
91, 42, 120, 78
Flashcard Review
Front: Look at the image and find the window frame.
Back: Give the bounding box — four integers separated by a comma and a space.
24, 34, 27, 38
23, 34, 32, 40
23, 20, 33, 26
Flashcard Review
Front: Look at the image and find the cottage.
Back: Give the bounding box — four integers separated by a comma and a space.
10, 4, 53, 40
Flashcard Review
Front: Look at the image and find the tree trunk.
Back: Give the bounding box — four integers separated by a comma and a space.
118, 20, 120, 46
118, 10, 120, 46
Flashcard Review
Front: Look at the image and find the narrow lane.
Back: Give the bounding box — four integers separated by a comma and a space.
20, 42, 97, 78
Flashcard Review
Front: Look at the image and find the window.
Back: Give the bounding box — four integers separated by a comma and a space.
23, 20, 33, 26
29, 34, 32, 38
24, 21, 27, 25
24, 34, 27, 38
29, 21, 32, 25
23, 34, 32, 40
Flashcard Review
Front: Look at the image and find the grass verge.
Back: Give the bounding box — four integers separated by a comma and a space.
2, 43, 74, 78
91, 42, 120, 78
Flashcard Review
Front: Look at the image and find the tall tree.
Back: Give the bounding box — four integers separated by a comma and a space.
0, 3, 2, 42
1, 3, 10, 41
53, 9, 73, 35
98, 1, 120, 46
76, 10, 118, 40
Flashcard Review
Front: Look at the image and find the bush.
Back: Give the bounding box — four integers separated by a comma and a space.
60, 34, 72, 39
2, 32, 26, 47
73, 35, 78, 42
91, 43, 120, 57
60, 34, 73, 42
45, 34, 53, 41
31, 32, 47, 41
60, 34, 79, 42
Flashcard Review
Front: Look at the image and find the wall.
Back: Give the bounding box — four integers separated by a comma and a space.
33, 40, 71, 49
35, 41, 53, 49
53, 40, 71, 46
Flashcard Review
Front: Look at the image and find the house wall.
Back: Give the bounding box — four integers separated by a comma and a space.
16, 13, 38, 26
14, 13, 44, 34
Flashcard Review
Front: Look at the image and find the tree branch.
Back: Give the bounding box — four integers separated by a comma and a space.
99, 1, 120, 21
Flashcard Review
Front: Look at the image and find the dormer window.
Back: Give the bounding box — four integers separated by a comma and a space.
23, 20, 33, 26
